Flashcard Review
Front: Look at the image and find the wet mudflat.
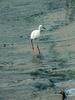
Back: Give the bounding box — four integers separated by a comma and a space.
0, 0, 75, 100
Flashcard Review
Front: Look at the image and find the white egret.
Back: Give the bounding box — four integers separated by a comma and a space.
30, 25, 45, 54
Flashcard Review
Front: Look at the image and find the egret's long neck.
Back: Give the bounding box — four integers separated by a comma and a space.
38, 26, 41, 32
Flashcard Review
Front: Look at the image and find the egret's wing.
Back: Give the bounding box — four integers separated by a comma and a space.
30, 30, 40, 39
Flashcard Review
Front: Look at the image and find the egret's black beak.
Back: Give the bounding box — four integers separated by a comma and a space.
42, 26, 46, 29
31, 39, 34, 50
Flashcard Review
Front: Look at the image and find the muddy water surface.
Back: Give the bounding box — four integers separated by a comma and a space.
0, 0, 75, 100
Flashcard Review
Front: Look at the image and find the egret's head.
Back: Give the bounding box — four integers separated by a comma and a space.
39, 25, 42, 28
39, 25, 43, 29
38, 25, 46, 31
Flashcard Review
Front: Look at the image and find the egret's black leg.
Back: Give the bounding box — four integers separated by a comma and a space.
37, 44, 40, 54
31, 39, 34, 50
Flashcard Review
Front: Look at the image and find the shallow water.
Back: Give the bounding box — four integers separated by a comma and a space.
0, 0, 75, 100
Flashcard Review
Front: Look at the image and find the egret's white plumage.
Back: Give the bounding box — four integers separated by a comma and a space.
30, 25, 44, 54
30, 25, 42, 39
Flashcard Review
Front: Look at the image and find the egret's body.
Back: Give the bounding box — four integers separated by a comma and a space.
30, 25, 43, 54
31, 30, 40, 39
30, 25, 42, 39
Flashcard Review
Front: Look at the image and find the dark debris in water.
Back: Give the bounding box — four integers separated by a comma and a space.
32, 78, 55, 91
30, 69, 44, 77
19, 35, 23, 38
3, 44, 6, 47
34, 83, 48, 91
